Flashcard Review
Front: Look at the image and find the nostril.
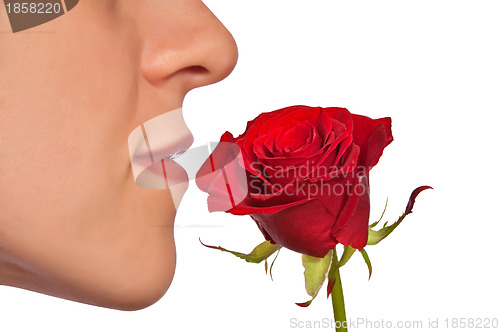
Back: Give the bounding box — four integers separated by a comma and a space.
186, 65, 209, 75
177, 65, 213, 90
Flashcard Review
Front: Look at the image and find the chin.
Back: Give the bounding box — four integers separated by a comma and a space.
4, 247, 177, 312
100, 257, 176, 311
57, 244, 177, 311
29, 217, 177, 311
1, 176, 179, 311
85, 229, 178, 311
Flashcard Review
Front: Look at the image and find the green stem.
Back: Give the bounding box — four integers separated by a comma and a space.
331, 247, 348, 332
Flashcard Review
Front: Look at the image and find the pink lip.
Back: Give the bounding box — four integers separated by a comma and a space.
133, 135, 192, 180
132, 152, 189, 186
161, 158, 189, 186
133, 145, 190, 164
128, 107, 194, 191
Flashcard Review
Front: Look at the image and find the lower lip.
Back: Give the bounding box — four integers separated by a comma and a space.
162, 159, 189, 210
130, 158, 189, 210
132, 157, 189, 188
160, 158, 189, 187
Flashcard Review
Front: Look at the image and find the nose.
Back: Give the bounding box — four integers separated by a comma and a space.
137, 1, 238, 92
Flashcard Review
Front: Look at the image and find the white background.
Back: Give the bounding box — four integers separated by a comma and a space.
2, 1, 500, 331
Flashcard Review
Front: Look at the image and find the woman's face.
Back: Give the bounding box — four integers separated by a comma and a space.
0, 0, 237, 310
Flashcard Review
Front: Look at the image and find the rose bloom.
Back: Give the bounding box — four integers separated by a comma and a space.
197, 106, 393, 258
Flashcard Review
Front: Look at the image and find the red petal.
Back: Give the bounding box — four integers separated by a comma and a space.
350, 115, 392, 170
230, 194, 312, 215
195, 131, 236, 193
331, 175, 370, 249
252, 199, 339, 257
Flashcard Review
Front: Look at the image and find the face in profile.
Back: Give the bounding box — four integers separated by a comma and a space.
0, 0, 237, 310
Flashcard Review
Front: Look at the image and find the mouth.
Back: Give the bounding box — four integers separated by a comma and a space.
128, 108, 194, 208
131, 138, 193, 174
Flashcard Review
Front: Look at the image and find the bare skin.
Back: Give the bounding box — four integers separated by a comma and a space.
0, 0, 237, 310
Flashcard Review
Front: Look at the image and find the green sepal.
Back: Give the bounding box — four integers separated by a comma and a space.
367, 222, 398, 245
296, 251, 332, 307
359, 248, 372, 279
369, 198, 388, 228
268, 248, 281, 281
367, 186, 432, 246
199, 239, 280, 264
338, 245, 356, 268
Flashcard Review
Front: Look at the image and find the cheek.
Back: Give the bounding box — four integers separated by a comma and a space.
0, 9, 138, 200
0, 0, 141, 249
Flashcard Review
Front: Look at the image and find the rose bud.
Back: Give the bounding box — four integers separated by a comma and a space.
196, 106, 393, 258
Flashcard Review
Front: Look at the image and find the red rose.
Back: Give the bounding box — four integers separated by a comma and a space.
196, 105, 393, 258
